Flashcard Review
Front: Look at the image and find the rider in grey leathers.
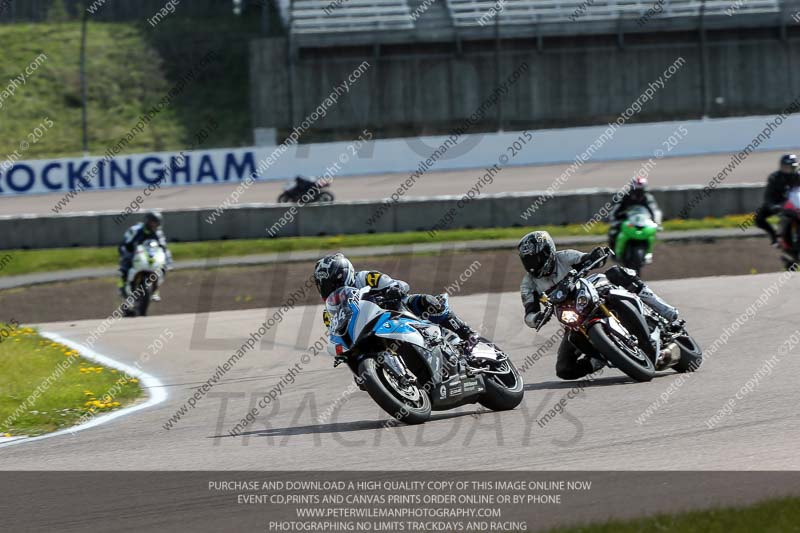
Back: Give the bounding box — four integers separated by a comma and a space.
518, 231, 680, 380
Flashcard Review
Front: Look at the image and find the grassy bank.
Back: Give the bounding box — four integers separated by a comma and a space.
0, 19, 254, 160
0, 324, 143, 437
0, 214, 757, 278
548, 496, 800, 532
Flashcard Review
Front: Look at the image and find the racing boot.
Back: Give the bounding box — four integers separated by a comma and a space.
117, 277, 127, 299
151, 290, 162, 302
444, 315, 480, 356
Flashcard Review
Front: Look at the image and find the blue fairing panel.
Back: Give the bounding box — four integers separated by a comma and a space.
372, 314, 428, 348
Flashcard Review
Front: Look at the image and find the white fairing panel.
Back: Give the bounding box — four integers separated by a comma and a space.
471, 342, 499, 362
352, 300, 385, 340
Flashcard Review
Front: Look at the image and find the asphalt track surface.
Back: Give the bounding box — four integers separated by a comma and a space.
3, 272, 799, 474
1, 149, 793, 216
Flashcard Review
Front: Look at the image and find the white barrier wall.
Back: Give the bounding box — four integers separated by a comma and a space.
0, 184, 764, 250
1, 114, 798, 196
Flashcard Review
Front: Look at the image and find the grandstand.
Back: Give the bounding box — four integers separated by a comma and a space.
275, 0, 798, 46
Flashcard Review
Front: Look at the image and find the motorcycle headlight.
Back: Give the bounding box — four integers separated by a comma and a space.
576, 293, 590, 312
560, 309, 580, 325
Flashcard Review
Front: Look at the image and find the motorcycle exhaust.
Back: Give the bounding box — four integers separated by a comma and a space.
656, 342, 680, 370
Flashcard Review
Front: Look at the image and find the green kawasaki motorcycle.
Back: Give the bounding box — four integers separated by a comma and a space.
615, 206, 659, 274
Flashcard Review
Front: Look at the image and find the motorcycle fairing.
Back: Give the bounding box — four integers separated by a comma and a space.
371, 312, 428, 349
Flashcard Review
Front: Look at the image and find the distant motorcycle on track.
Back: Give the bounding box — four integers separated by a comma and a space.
325, 286, 523, 424
534, 251, 702, 382
614, 205, 659, 274
122, 238, 167, 317
277, 176, 334, 204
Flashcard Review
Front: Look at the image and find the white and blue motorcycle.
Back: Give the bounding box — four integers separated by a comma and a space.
325, 286, 524, 425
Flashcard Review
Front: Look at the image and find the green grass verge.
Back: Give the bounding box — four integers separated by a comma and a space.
0, 214, 757, 278
0, 323, 143, 437
548, 496, 800, 532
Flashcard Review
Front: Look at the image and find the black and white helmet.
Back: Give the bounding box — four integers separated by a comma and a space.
144, 210, 163, 227
518, 231, 557, 278
314, 253, 355, 299
780, 154, 798, 172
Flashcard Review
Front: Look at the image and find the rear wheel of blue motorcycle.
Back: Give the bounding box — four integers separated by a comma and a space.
358, 358, 431, 425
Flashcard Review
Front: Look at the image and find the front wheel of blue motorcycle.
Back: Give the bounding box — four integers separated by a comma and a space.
358, 357, 431, 425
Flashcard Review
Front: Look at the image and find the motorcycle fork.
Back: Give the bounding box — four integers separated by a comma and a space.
580, 303, 614, 334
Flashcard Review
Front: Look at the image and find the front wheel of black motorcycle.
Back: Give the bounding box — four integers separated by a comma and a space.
588, 323, 655, 382
358, 357, 431, 425
673, 333, 703, 373
478, 356, 524, 412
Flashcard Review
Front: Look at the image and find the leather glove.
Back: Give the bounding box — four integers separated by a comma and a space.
589, 246, 611, 265
382, 284, 405, 302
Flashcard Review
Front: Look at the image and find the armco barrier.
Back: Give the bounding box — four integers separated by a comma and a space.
0, 184, 764, 250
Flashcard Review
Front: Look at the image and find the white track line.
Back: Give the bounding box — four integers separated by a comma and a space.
0, 331, 167, 449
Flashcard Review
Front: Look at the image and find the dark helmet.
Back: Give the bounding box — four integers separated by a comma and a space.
314, 253, 355, 299
518, 231, 557, 278
144, 210, 163, 227
780, 154, 798, 171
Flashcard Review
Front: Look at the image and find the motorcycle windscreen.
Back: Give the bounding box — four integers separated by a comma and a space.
326, 287, 359, 346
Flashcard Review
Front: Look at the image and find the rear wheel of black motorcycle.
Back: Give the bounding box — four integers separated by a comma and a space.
317, 191, 334, 203
673, 333, 703, 373
358, 357, 431, 425
604, 299, 656, 360
588, 323, 655, 382
478, 355, 524, 412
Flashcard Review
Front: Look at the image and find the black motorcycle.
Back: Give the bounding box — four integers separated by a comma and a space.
277, 177, 334, 203
534, 251, 702, 382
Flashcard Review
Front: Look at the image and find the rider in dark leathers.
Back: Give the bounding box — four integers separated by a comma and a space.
754, 154, 800, 246
118, 211, 172, 298
314, 253, 478, 348
518, 231, 679, 380
607, 176, 662, 251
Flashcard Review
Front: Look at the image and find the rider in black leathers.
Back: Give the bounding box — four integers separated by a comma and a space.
118, 211, 172, 298
754, 154, 800, 246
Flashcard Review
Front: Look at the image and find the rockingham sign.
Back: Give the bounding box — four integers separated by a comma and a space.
0, 147, 259, 196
